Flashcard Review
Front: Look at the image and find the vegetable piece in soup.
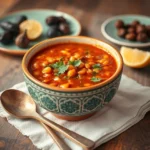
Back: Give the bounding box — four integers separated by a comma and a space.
29, 43, 117, 88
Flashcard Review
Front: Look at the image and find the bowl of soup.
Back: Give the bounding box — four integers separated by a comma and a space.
22, 36, 123, 121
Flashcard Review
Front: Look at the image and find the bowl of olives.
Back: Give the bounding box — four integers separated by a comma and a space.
101, 15, 150, 48
0, 9, 81, 55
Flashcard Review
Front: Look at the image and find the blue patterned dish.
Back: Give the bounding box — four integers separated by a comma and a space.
22, 36, 123, 121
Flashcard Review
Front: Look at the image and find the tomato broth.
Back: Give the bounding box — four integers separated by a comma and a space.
29, 43, 117, 88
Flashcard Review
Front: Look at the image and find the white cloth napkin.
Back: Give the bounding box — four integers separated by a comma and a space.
0, 74, 150, 150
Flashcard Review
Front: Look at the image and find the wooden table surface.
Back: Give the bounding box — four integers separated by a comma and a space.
0, 0, 150, 150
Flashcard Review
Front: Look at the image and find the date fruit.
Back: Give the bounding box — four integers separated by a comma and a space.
115, 19, 150, 42
115, 20, 124, 28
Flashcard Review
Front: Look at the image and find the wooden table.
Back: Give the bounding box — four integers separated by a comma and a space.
0, 0, 150, 149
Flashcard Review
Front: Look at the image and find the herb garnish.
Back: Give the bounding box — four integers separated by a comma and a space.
69, 60, 82, 67
51, 60, 68, 75
91, 76, 101, 82
92, 64, 102, 70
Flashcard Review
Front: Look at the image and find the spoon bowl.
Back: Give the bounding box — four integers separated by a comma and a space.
1, 89, 36, 118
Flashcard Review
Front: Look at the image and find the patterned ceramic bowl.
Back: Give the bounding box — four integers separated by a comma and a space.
22, 36, 123, 121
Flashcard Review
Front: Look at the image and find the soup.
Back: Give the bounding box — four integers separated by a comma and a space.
29, 43, 117, 88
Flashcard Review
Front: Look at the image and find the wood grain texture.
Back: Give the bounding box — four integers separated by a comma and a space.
0, 0, 19, 16
0, 0, 150, 150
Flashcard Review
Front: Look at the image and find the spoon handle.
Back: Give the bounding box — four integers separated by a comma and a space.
33, 112, 95, 150
41, 123, 71, 150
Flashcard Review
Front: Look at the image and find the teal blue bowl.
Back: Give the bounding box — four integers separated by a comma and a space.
22, 36, 123, 121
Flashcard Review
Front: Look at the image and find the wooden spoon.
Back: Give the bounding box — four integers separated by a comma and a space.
1, 89, 95, 150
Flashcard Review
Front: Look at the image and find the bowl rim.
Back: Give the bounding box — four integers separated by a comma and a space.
22, 36, 123, 92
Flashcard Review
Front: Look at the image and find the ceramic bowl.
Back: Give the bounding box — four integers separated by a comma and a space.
22, 36, 123, 121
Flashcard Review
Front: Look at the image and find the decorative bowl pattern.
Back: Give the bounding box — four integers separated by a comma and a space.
22, 36, 123, 121
25, 74, 121, 115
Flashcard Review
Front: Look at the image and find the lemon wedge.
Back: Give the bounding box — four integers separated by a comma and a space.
120, 46, 150, 68
19, 19, 43, 40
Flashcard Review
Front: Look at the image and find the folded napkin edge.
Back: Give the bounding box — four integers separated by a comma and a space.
95, 102, 150, 147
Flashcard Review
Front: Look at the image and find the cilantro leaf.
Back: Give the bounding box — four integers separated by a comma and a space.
91, 77, 101, 82
69, 60, 82, 67
58, 65, 68, 74
51, 60, 68, 75
92, 64, 102, 70
51, 61, 63, 69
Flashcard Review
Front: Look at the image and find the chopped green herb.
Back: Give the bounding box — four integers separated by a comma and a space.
91, 76, 101, 82
58, 65, 68, 74
51, 60, 63, 69
92, 64, 102, 70
51, 60, 68, 75
69, 60, 82, 67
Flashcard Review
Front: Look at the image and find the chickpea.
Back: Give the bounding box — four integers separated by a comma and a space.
46, 57, 55, 63
102, 60, 109, 65
61, 50, 67, 54
33, 62, 40, 69
43, 74, 51, 78
70, 56, 75, 61
87, 69, 92, 74
103, 54, 109, 59
67, 69, 76, 77
61, 50, 71, 57
60, 83, 70, 88
42, 67, 52, 74
54, 77, 61, 81
78, 68, 86, 75
41, 61, 49, 67
62, 50, 69, 54
74, 53, 80, 59
56, 57, 61, 61
85, 63, 91, 69
86, 54, 92, 58
98, 59, 105, 64
93, 68, 99, 73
